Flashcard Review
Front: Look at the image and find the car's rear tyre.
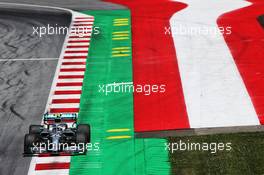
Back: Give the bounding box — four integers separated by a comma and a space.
77, 124, 90, 143
24, 134, 38, 154
29, 125, 42, 134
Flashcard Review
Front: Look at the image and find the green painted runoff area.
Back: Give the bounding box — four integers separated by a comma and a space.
69, 10, 170, 175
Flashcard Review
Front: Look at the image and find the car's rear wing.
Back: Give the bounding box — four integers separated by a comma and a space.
43, 113, 78, 124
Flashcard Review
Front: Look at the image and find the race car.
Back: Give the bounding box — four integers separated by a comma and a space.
23, 113, 91, 156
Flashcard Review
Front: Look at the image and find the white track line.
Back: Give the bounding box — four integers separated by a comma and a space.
170, 0, 259, 128
0, 58, 59, 61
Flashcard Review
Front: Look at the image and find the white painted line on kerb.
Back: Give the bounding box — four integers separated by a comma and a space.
32, 169, 69, 175
57, 78, 84, 83
73, 19, 94, 22
170, 0, 259, 128
50, 103, 80, 109
70, 29, 93, 32
67, 37, 91, 41
62, 59, 87, 63
64, 53, 88, 57
34, 157, 71, 164
73, 22, 94, 25
65, 48, 89, 51
55, 86, 83, 91
72, 26, 93, 29
67, 43, 90, 46
59, 72, 85, 76
61, 65, 86, 69
70, 33, 92, 37
53, 94, 81, 100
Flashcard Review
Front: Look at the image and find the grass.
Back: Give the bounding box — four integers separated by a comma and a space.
169, 132, 264, 175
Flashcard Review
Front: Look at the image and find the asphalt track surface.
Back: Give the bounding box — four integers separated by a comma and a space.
0, 2, 124, 175
0, 5, 71, 175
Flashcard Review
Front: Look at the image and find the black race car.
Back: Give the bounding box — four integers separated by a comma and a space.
23, 113, 90, 156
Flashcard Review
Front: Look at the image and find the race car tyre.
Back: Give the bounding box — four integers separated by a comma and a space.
76, 132, 88, 144
24, 134, 38, 154
29, 125, 42, 134
77, 124, 90, 142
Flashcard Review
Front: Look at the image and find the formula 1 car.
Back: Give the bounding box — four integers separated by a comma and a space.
23, 113, 90, 156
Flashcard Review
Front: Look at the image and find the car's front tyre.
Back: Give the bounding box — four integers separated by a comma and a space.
24, 134, 39, 154
77, 124, 90, 143
29, 125, 42, 134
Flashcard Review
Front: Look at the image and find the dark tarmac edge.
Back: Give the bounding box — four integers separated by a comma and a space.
0, 0, 126, 11
136, 125, 264, 138
0, 4, 72, 16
